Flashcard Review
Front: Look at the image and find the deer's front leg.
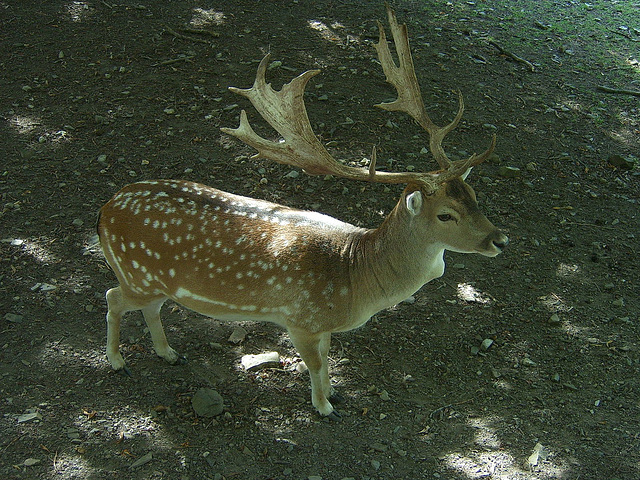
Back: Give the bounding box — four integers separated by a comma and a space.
288, 328, 340, 420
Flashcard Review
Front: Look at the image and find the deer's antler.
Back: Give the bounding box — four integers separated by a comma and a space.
222, 5, 496, 190
221, 54, 443, 188
374, 4, 496, 176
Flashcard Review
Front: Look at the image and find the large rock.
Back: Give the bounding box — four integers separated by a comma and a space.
241, 352, 281, 372
191, 388, 224, 417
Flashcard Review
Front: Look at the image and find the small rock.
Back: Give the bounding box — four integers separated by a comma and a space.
526, 443, 548, 470
17, 412, 41, 423
370, 443, 388, 452
285, 170, 300, 179
4, 313, 23, 323
608, 154, 634, 170
548, 313, 561, 325
612, 298, 625, 307
371, 459, 381, 470
480, 338, 494, 351
402, 296, 416, 304
72, 218, 84, 227
521, 357, 537, 366
130, 452, 153, 469
498, 166, 521, 178
191, 388, 224, 417
379, 390, 390, 401
228, 326, 247, 344
241, 352, 281, 372
23, 458, 41, 467
486, 152, 500, 164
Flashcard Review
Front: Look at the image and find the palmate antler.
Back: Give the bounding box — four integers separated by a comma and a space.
373, 5, 496, 172
221, 5, 496, 191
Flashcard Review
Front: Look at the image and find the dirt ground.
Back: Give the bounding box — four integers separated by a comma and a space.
1, 1, 639, 479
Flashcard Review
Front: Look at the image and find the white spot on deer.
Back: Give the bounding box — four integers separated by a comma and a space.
131, 260, 140, 269
169, 268, 176, 278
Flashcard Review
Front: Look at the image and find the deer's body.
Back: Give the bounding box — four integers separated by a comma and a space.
98, 7, 508, 420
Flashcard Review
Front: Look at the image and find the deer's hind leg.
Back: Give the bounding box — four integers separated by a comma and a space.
105, 286, 171, 371
141, 297, 185, 365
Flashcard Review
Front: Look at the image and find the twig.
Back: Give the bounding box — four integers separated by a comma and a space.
163, 25, 211, 44
152, 56, 196, 67
488, 40, 536, 72
596, 85, 640, 97
563, 222, 619, 231
179, 28, 220, 38
608, 29, 640, 42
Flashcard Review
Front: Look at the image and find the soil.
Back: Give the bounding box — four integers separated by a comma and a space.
1, 1, 639, 479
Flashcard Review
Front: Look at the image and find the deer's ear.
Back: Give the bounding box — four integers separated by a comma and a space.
405, 191, 423, 216
460, 167, 472, 181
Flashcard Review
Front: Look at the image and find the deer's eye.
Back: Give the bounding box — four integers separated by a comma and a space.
437, 214, 453, 222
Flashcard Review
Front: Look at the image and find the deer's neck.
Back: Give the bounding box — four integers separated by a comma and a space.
348, 206, 445, 318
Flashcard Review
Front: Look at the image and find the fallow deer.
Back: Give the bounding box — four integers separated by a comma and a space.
98, 6, 508, 420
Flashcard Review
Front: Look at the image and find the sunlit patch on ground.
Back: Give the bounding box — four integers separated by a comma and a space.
190, 8, 225, 27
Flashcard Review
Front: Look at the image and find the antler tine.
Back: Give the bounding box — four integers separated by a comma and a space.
221, 54, 341, 176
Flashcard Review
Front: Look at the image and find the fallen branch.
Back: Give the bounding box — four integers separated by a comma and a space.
488, 40, 536, 72
163, 25, 211, 44
596, 85, 640, 97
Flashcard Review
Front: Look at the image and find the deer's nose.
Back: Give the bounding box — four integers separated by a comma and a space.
493, 234, 509, 251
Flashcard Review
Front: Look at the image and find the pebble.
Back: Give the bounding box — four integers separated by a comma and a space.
608, 154, 634, 170
4, 313, 23, 323
241, 352, 281, 372
498, 166, 521, 178
17, 412, 41, 423
228, 326, 247, 344
191, 388, 224, 417
480, 339, 494, 351
548, 313, 561, 325
130, 452, 153, 469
